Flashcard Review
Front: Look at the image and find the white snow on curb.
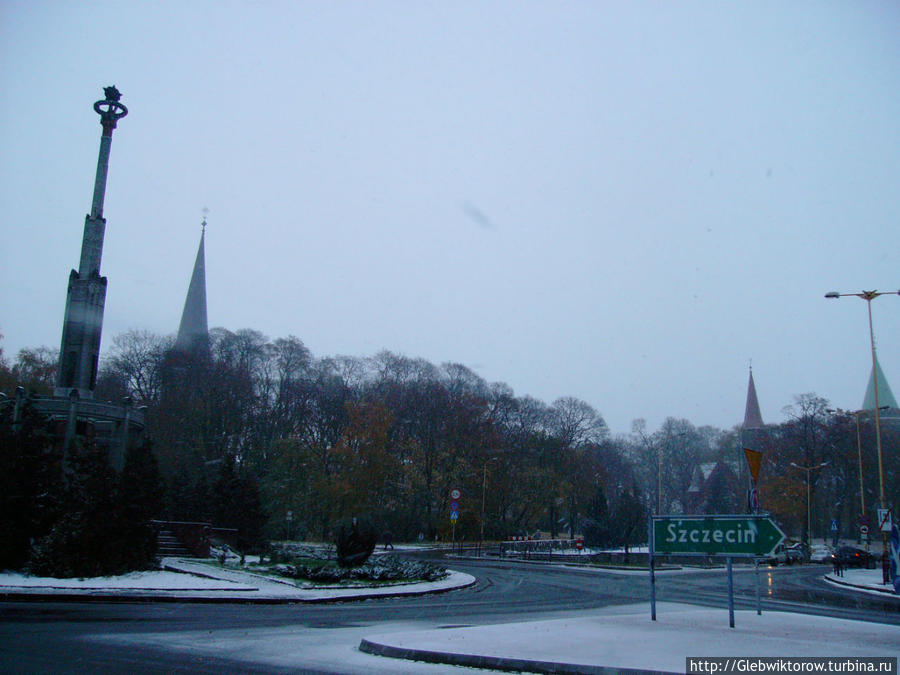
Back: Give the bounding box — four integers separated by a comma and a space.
364, 603, 900, 673
0, 558, 475, 600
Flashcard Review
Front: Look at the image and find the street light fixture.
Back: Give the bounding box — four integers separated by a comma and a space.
825, 289, 899, 577
852, 410, 866, 545
480, 455, 501, 555
790, 461, 829, 549
845, 406, 890, 550
828, 407, 867, 547
652, 430, 688, 515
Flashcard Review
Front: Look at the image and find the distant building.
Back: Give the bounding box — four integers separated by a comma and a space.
687, 460, 741, 514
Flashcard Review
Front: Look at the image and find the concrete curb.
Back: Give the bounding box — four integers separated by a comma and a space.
0, 566, 477, 605
824, 574, 898, 596
0, 591, 304, 604
358, 638, 678, 675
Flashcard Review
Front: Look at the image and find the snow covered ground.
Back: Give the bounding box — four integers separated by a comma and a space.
362, 603, 900, 673
89, 602, 900, 674
825, 567, 899, 596
3, 558, 897, 673
0, 557, 476, 601
0, 568, 257, 592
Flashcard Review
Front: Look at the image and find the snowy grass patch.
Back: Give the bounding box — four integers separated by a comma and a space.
208, 542, 449, 587
264, 555, 449, 586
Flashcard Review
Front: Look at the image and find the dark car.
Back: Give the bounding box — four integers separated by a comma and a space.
830, 546, 874, 569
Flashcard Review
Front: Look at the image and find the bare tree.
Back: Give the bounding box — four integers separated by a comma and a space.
105, 330, 172, 405
551, 396, 609, 448
10, 346, 58, 395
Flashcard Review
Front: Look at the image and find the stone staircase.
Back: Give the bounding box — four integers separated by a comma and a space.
157, 529, 195, 558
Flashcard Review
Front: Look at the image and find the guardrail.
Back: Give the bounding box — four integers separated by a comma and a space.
151, 520, 238, 558
501, 538, 583, 559
440, 539, 588, 560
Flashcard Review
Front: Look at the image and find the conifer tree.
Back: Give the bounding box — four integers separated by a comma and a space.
0, 399, 64, 569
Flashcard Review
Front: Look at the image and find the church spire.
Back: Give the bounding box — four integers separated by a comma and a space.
741, 364, 765, 514
743, 365, 764, 429
175, 215, 209, 352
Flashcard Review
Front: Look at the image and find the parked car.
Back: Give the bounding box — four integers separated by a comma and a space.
787, 543, 807, 562
829, 546, 874, 569
767, 543, 803, 566
809, 544, 834, 563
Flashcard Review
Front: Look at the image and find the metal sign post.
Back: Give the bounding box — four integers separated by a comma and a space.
727, 557, 735, 628
649, 515, 656, 621
890, 525, 900, 594
450, 489, 460, 552
754, 558, 761, 616
649, 515, 785, 628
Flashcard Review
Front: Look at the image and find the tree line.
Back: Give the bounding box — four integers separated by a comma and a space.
1, 329, 896, 553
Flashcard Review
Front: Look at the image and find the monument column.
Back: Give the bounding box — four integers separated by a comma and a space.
55, 86, 128, 399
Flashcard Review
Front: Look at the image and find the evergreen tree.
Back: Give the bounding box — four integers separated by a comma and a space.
29, 437, 165, 577
610, 485, 647, 551
582, 484, 611, 548
115, 439, 164, 570
0, 399, 64, 569
210, 457, 267, 553
30, 438, 120, 578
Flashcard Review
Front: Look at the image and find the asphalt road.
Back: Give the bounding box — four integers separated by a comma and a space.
1, 558, 898, 674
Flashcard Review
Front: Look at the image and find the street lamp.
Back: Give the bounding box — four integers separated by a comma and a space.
831, 407, 869, 547
480, 455, 501, 555
852, 410, 866, 546
653, 431, 687, 515
790, 461, 829, 549
847, 406, 890, 550
826, 289, 899, 576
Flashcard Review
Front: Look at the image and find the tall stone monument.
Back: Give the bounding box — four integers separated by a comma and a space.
0, 87, 144, 468
56, 86, 128, 399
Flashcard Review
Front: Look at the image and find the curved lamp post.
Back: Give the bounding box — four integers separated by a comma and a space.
825, 293, 898, 518
790, 461, 829, 549
826, 289, 899, 580
480, 455, 501, 555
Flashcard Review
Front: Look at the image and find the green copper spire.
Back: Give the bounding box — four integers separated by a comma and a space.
862, 355, 898, 410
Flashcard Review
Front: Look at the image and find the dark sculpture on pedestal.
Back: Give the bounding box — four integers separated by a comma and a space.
335, 516, 378, 568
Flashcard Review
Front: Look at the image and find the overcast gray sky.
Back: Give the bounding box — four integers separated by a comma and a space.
2, 1, 898, 435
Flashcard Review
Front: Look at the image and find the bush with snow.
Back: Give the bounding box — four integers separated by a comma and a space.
271, 554, 448, 584
270, 541, 335, 562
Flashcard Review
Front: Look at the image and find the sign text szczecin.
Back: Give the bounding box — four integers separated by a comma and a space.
652, 515, 784, 557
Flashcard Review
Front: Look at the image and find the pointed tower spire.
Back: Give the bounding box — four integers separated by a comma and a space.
175, 215, 209, 352
743, 366, 764, 429
741, 364, 765, 514
862, 355, 898, 410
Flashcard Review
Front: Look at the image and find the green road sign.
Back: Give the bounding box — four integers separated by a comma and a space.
652, 515, 785, 556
